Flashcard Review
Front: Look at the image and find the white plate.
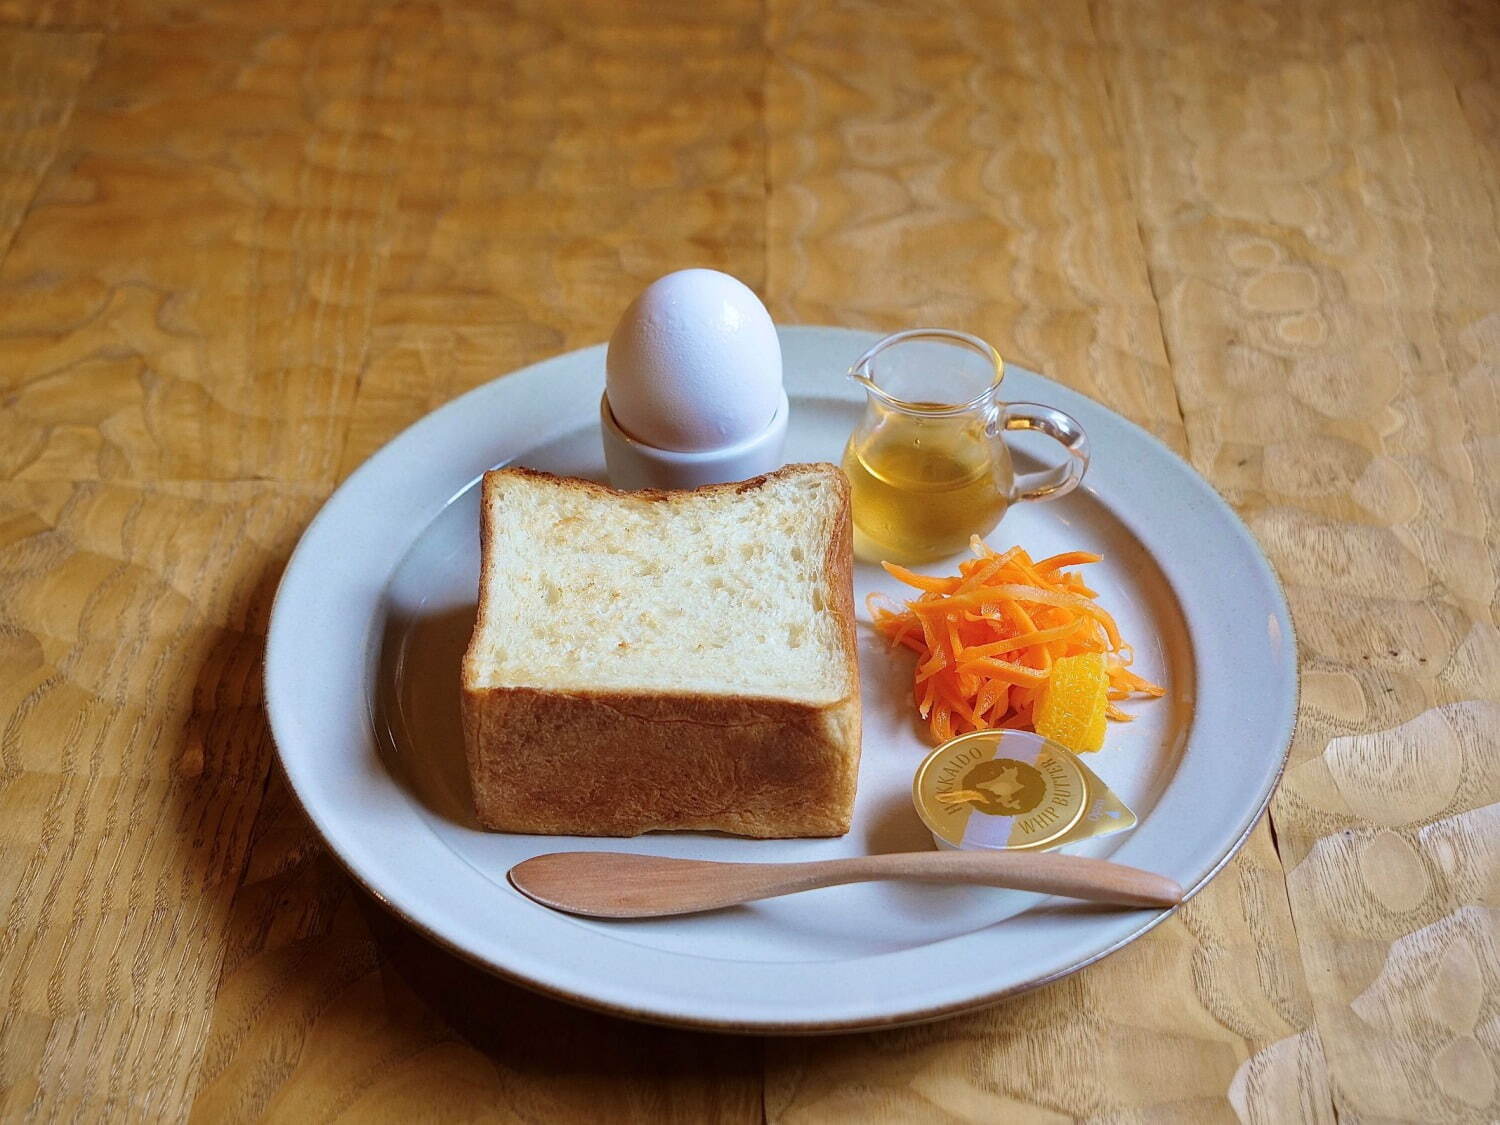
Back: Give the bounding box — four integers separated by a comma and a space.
265, 326, 1296, 1032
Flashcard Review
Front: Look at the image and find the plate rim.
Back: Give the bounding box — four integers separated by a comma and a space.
264, 325, 1298, 1033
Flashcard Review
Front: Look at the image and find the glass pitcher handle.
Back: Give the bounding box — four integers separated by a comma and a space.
1001, 403, 1090, 502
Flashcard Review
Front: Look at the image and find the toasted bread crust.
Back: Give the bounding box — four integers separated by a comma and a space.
482, 461, 839, 506
460, 463, 861, 838
461, 687, 860, 836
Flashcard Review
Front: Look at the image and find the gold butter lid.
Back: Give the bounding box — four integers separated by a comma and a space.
913, 729, 1135, 852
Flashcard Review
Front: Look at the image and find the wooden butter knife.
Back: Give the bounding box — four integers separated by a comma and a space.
509, 850, 1183, 918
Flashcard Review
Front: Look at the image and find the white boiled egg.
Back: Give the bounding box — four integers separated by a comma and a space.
605, 269, 783, 453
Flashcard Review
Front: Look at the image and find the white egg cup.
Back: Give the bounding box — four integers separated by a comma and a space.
599, 388, 790, 492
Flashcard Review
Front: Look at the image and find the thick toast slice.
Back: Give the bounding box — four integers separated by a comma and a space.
460, 464, 861, 837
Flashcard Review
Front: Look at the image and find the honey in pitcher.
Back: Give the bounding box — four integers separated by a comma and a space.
842, 414, 1014, 562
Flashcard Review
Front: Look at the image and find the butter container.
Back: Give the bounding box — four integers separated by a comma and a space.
913, 729, 1135, 852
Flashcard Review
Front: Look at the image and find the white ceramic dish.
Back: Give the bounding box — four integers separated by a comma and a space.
265, 326, 1296, 1033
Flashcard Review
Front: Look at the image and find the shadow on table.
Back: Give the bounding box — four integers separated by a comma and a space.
355, 882, 768, 1062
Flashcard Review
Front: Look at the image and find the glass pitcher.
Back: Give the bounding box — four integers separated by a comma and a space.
841, 329, 1090, 563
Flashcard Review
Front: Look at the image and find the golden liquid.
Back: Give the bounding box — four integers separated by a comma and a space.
843, 419, 1013, 563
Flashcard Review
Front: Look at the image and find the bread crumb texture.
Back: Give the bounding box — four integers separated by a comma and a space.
468, 467, 852, 702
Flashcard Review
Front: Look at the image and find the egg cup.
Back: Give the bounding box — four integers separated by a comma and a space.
599, 388, 790, 491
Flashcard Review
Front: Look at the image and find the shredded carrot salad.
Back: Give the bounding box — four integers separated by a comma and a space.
868, 537, 1165, 744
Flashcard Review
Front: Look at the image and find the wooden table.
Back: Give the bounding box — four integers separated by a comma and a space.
2, 0, 1496, 1120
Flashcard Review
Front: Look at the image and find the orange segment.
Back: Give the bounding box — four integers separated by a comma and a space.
1034, 652, 1109, 752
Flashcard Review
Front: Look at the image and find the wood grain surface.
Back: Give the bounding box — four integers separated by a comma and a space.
0, 0, 1494, 1121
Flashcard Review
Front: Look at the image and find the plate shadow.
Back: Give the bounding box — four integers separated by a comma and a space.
373, 600, 481, 827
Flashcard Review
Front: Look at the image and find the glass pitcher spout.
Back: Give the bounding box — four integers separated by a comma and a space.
846, 329, 1005, 417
